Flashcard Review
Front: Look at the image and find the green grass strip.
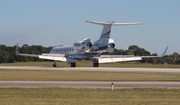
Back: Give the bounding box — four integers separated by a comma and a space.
0, 88, 180, 105
0, 70, 180, 81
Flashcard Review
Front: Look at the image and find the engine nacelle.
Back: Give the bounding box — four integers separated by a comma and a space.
73, 38, 92, 52
106, 39, 115, 53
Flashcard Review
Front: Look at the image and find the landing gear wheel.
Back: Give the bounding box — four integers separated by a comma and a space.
53, 61, 57, 67
53, 64, 57, 67
93, 62, 99, 67
70, 62, 76, 67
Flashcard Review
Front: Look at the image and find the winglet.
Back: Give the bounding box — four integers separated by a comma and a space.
161, 46, 169, 57
16, 43, 19, 55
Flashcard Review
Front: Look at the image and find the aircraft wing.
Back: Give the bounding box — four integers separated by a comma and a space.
16, 44, 75, 62
96, 46, 168, 63
17, 53, 75, 62
97, 56, 142, 63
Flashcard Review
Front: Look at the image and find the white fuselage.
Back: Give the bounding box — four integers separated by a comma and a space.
50, 45, 102, 60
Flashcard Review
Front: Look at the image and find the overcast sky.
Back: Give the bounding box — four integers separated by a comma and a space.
0, 0, 180, 55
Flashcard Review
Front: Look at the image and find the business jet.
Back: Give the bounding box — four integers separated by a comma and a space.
16, 20, 168, 67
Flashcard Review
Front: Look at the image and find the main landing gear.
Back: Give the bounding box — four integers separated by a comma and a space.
93, 58, 99, 67
70, 62, 76, 67
93, 62, 99, 67
52, 61, 98, 67
52, 61, 57, 67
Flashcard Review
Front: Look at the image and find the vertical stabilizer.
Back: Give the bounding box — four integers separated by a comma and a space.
99, 25, 112, 44
85, 20, 144, 45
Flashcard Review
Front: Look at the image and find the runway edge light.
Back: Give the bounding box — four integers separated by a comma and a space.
111, 82, 114, 90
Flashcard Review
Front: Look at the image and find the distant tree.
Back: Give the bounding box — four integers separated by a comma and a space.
128, 45, 150, 56
172, 52, 179, 60
7, 55, 15, 63
175, 59, 180, 64
128, 45, 139, 52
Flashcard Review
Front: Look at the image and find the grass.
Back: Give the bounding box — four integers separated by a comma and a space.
0, 70, 180, 81
1, 62, 180, 105
0, 88, 180, 105
0, 61, 180, 68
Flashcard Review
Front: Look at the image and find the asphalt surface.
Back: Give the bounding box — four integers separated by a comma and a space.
0, 66, 180, 74
0, 66, 180, 88
0, 81, 180, 89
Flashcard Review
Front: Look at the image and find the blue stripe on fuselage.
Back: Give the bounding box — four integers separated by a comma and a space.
96, 46, 108, 50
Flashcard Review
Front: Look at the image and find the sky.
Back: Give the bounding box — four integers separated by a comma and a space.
0, 0, 180, 55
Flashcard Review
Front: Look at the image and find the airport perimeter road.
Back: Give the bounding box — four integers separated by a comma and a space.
0, 66, 180, 74
0, 81, 180, 89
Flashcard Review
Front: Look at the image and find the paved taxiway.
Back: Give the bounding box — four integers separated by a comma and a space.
0, 81, 180, 89
0, 66, 180, 74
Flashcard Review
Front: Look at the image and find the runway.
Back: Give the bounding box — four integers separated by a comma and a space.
1, 66, 180, 88
0, 81, 180, 89
0, 66, 180, 74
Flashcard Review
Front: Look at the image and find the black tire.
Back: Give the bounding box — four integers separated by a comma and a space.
96, 63, 99, 67
70, 63, 76, 67
70, 63, 73, 67
74, 63, 76, 67
93, 62, 99, 67
53, 64, 57, 67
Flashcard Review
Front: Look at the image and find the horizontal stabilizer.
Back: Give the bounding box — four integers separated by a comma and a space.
86, 20, 144, 26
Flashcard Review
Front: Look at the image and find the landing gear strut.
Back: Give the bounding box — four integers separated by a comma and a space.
52, 61, 57, 67
70, 62, 76, 67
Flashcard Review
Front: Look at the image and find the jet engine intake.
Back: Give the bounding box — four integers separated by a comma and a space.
106, 39, 115, 53
73, 38, 92, 52
108, 43, 115, 48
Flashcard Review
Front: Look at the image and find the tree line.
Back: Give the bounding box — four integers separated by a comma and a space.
0, 44, 52, 63
0, 44, 180, 64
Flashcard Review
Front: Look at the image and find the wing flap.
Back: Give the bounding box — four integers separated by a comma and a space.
39, 55, 75, 62
98, 57, 142, 63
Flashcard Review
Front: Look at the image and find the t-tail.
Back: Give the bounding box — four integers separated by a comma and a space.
86, 20, 144, 45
